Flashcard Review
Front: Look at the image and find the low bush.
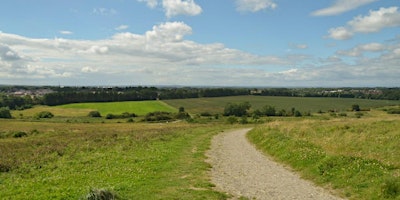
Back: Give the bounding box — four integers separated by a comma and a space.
13, 131, 27, 138
35, 111, 54, 119
88, 111, 102, 118
105, 112, 137, 119
144, 111, 173, 122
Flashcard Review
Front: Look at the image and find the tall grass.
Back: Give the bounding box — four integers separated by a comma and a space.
247, 111, 400, 199
0, 121, 231, 199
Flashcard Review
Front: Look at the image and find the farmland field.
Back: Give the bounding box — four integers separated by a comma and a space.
58, 100, 177, 116
164, 95, 400, 114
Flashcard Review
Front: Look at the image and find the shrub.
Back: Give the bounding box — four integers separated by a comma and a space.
175, 112, 190, 119
13, 131, 27, 138
352, 104, 360, 111
35, 111, 54, 119
226, 116, 237, 124
144, 111, 173, 122
88, 111, 102, 118
387, 108, 400, 114
0, 107, 12, 119
105, 112, 137, 119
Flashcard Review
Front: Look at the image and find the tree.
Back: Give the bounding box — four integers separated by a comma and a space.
0, 107, 12, 119
262, 105, 276, 116
223, 102, 251, 117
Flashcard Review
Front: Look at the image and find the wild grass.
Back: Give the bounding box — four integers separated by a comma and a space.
0, 120, 232, 199
247, 110, 400, 199
164, 96, 400, 115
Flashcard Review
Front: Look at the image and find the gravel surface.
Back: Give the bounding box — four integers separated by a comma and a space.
207, 128, 344, 200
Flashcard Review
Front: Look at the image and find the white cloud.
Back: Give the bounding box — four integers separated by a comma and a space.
1, 22, 399, 87
81, 66, 98, 73
236, 0, 277, 13
328, 7, 400, 40
138, 0, 158, 8
115, 25, 129, 31
92, 8, 117, 16
163, 0, 202, 18
312, 0, 377, 16
59, 30, 73, 35
337, 42, 385, 57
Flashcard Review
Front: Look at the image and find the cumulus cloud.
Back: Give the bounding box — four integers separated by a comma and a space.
337, 42, 385, 57
138, 0, 202, 18
236, 0, 277, 13
163, 0, 202, 18
328, 7, 400, 40
1, 21, 399, 87
312, 0, 377, 16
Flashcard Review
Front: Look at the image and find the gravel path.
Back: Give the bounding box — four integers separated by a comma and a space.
207, 128, 344, 200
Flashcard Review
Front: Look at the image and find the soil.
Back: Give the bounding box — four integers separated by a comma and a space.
207, 128, 344, 200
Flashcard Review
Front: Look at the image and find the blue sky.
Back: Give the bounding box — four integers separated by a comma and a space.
0, 0, 399, 87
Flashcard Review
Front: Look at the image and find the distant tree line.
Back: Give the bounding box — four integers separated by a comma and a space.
0, 86, 399, 108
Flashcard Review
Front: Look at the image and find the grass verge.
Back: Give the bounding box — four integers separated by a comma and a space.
247, 112, 400, 199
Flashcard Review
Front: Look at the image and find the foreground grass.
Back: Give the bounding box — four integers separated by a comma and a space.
0, 121, 231, 199
248, 110, 400, 199
164, 96, 400, 115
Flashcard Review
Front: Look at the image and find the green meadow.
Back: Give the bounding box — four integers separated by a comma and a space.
59, 101, 177, 116
1, 96, 400, 199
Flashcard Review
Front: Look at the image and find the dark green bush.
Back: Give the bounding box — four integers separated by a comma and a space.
35, 111, 54, 119
88, 111, 102, 118
0, 107, 12, 119
144, 111, 173, 122
105, 112, 137, 119
13, 131, 27, 138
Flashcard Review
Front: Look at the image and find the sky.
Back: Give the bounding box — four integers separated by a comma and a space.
0, 0, 399, 87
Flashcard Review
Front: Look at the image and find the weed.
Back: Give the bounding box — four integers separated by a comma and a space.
84, 188, 119, 200
381, 177, 400, 199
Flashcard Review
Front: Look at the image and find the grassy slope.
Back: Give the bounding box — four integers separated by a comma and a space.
58, 101, 177, 116
247, 111, 400, 199
164, 96, 400, 114
0, 121, 234, 199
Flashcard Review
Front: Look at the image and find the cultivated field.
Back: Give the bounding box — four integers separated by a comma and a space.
164, 95, 400, 114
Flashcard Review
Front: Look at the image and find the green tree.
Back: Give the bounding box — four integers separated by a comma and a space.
223, 102, 251, 117
0, 107, 12, 119
262, 105, 276, 116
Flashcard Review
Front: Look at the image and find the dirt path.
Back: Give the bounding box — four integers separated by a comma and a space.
207, 128, 344, 200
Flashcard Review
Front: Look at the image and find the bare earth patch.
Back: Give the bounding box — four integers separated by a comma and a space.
207, 128, 344, 200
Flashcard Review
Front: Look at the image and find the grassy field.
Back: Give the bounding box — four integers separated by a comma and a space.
2, 96, 400, 199
164, 96, 400, 114
0, 120, 239, 199
248, 110, 400, 199
58, 100, 177, 116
